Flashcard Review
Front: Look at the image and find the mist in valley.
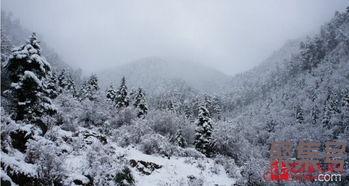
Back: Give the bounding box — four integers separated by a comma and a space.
3, 0, 348, 76
1, 1, 349, 185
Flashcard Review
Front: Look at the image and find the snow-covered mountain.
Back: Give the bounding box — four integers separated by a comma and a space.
218, 8, 349, 183
98, 57, 231, 95
223, 39, 302, 113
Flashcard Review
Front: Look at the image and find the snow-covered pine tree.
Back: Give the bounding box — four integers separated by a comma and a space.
184, 105, 192, 118
88, 74, 99, 90
65, 74, 76, 93
204, 95, 222, 120
204, 95, 212, 108
194, 105, 213, 157
342, 91, 349, 129
191, 97, 200, 118
115, 77, 129, 109
344, 91, 349, 106
45, 72, 59, 99
56, 69, 76, 95
4, 33, 56, 123
106, 85, 117, 102
322, 91, 339, 129
129, 89, 137, 107
211, 96, 222, 119
83, 74, 99, 101
133, 88, 148, 118
311, 104, 320, 125
57, 69, 68, 93
295, 105, 304, 124
80, 74, 99, 101
1, 29, 12, 62
174, 129, 187, 148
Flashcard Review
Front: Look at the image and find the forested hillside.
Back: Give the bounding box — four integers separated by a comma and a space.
217, 7, 349, 183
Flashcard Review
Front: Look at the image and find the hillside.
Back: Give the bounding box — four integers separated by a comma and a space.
218, 7, 349, 182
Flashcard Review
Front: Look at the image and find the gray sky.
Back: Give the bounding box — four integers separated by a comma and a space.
2, 0, 348, 75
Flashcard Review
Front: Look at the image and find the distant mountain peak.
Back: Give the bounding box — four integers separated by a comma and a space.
98, 57, 230, 95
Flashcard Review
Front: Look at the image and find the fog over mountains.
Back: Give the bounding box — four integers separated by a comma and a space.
1, 3, 349, 186
98, 57, 231, 95
3, 0, 348, 75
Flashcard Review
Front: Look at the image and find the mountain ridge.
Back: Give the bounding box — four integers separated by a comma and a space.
97, 57, 231, 95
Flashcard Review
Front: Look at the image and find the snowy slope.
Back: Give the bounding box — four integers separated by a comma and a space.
1, 120, 236, 186
118, 146, 235, 186
223, 39, 302, 113
62, 147, 236, 186
60, 129, 236, 186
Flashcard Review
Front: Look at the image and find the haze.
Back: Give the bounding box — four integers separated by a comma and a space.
2, 0, 348, 75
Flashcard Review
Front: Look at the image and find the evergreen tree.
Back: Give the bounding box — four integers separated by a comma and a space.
80, 74, 99, 101
211, 96, 222, 119
174, 129, 187, 148
311, 104, 320, 125
4, 33, 56, 123
191, 97, 200, 118
194, 106, 213, 157
115, 77, 129, 109
57, 69, 68, 93
56, 69, 76, 94
299, 36, 325, 72
65, 74, 76, 93
344, 92, 349, 106
204, 95, 222, 120
322, 92, 339, 129
295, 105, 304, 124
106, 85, 117, 102
1, 30, 12, 62
133, 88, 148, 118
204, 95, 212, 108
129, 89, 137, 101
184, 105, 192, 118
341, 91, 349, 130
45, 72, 59, 99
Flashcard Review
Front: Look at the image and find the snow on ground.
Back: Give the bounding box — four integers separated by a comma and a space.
64, 154, 89, 175
113, 145, 236, 186
62, 141, 235, 185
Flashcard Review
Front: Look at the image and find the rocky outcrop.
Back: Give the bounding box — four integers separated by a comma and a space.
129, 159, 162, 175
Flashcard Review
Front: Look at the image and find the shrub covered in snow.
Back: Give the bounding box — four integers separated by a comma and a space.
26, 137, 65, 185
146, 110, 194, 144
139, 133, 173, 157
113, 120, 152, 147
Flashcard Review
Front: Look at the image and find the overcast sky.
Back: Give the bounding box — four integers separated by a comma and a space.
2, 0, 348, 75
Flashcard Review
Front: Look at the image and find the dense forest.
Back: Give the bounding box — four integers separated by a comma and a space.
1, 7, 349, 186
